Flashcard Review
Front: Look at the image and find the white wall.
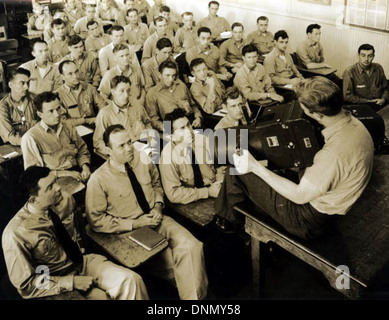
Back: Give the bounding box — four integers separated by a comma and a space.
166, 0, 389, 78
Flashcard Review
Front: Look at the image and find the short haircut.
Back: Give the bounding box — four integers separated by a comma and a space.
68, 35, 83, 47
51, 18, 66, 29
108, 25, 124, 34
208, 1, 220, 7
35, 92, 60, 112
242, 44, 258, 56
294, 76, 342, 117
231, 22, 244, 30
126, 8, 138, 16
306, 23, 321, 34
21, 166, 51, 197
103, 124, 126, 147
181, 11, 193, 18
32, 39, 48, 52
358, 43, 375, 55
164, 108, 188, 133
274, 30, 288, 41
58, 60, 76, 74
154, 16, 167, 25
222, 86, 242, 104
156, 37, 172, 50
257, 16, 268, 23
190, 57, 207, 71
113, 43, 129, 54
9, 68, 31, 82
158, 59, 177, 74
159, 5, 170, 13
86, 20, 99, 29
111, 75, 131, 89
197, 26, 211, 37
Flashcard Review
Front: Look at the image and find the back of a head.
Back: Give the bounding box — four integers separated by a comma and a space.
156, 37, 172, 50
223, 86, 242, 104
164, 108, 188, 133
103, 124, 126, 147
294, 77, 342, 116
35, 91, 59, 112
9, 68, 31, 83
21, 166, 51, 198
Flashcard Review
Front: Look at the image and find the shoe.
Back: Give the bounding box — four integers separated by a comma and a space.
215, 216, 243, 234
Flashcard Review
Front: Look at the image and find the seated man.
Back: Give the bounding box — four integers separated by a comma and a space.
145, 60, 202, 133
86, 125, 208, 300
123, 8, 149, 53
147, 0, 163, 25
116, 0, 136, 27
43, 9, 74, 42
197, 1, 230, 40
133, 0, 150, 24
64, 0, 84, 27
174, 11, 197, 54
2, 166, 148, 300
214, 86, 251, 130
84, 20, 111, 59
20, 40, 62, 95
61, 35, 101, 88
27, 3, 51, 37
215, 77, 375, 239
219, 22, 245, 74
56, 60, 106, 127
149, 5, 178, 37
0, 69, 38, 146
96, 0, 119, 24
186, 27, 232, 81
74, 4, 104, 40
245, 16, 274, 63
142, 16, 174, 63
98, 44, 145, 104
264, 30, 303, 102
142, 37, 173, 92
21, 92, 91, 182
99, 25, 140, 75
234, 44, 284, 104
160, 108, 224, 204
190, 58, 225, 115
343, 43, 388, 111
94, 75, 153, 157
47, 19, 70, 63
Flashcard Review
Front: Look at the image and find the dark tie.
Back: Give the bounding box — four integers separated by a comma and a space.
189, 147, 205, 188
48, 209, 84, 267
125, 163, 151, 214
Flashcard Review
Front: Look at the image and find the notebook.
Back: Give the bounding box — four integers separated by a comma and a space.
128, 226, 167, 251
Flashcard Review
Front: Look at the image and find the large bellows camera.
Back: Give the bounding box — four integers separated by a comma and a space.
213, 101, 385, 169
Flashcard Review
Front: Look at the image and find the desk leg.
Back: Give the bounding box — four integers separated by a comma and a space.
251, 237, 261, 298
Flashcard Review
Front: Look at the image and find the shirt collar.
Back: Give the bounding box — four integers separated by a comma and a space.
157, 80, 179, 92
116, 65, 133, 77
321, 111, 352, 142
40, 120, 63, 133
243, 63, 258, 73
64, 82, 86, 93
111, 101, 128, 114
108, 159, 127, 173
356, 62, 376, 75
306, 38, 318, 47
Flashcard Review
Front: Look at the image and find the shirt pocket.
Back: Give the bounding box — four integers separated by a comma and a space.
34, 236, 62, 265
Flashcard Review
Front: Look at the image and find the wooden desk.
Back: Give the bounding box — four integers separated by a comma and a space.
166, 198, 216, 227
234, 155, 389, 299
22, 33, 42, 41
0, 144, 21, 165
86, 225, 168, 268
297, 66, 337, 76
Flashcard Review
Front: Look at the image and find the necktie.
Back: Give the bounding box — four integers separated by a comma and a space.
189, 147, 205, 188
48, 209, 83, 266
125, 163, 151, 214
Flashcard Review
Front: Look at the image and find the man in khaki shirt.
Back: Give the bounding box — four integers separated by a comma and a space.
149, 5, 178, 37
84, 20, 111, 58
160, 108, 224, 204
245, 16, 274, 63
86, 124, 209, 300
74, 4, 103, 40
94, 75, 153, 157
21, 92, 91, 182
60, 35, 101, 87
47, 19, 70, 63
20, 40, 62, 95
0, 69, 38, 146
2, 166, 149, 300
141, 37, 173, 91
145, 60, 202, 133
123, 8, 149, 52
234, 44, 284, 104
197, 1, 230, 40
219, 22, 244, 74
174, 12, 197, 53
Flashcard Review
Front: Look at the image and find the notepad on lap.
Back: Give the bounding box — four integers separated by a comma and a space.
128, 226, 166, 251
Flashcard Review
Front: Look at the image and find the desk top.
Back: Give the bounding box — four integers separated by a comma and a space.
0, 144, 22, 165
86, 224, 168, 268
298, 66, 337, 76
235, 154, 389, 288
22, 33, 42, 40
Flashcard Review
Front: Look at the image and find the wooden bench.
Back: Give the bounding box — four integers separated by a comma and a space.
166, 198, 217, 227
233, 154, 389, 299
86, 225, 168, 269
